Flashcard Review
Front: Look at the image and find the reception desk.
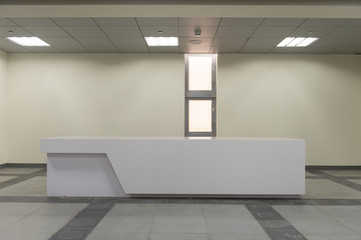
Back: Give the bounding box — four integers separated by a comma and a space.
41, 137, 305, 197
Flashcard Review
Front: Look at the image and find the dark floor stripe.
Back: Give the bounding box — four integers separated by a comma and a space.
306, 176, 323, 179
308, 169, 361, 192
245, 203, 307, 240
49, 198, 117, 240
0, 169, 46, 190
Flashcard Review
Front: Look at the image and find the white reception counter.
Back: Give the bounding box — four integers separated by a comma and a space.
41, 137, 305, 197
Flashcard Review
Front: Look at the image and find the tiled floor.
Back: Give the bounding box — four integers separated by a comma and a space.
0, 167, 361, 240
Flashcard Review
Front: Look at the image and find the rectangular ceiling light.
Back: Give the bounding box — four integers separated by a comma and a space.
277, 37, 319, 47
145, 37, 178, 46
7, 37, 50, 47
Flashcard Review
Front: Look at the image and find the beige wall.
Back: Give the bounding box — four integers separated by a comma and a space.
6, 54, 184, 163
0, 51, 7, 165
218, 54, 361, 166
4, 53, 361, 165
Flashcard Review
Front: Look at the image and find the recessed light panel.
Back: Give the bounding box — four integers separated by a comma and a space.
277, 37, 319, 47
7, 37, 50, 47
145, 37, 178, 46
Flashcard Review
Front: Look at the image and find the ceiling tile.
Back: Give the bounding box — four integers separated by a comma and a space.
149, 46, 179, 53
62, 26, 106, 37
118, 45, 149, 53
342, 19, 361, 27
326, 48, 360, 54
140, 26, 178, 37
270, 47, 303, 54
212, 38, 247, 47
211, 45, 242, 53
289, 27, 335, 38
346, 38, 361, 48
75, 37, 114, 47
87, 46, 120, 53
310, 38, 352, 48
136, 18, 177, 26
180, 38, 213, 47
220, 18, 263, 26
215, 26, 256, 38
0, 18, 17, 26
101, 26, 142, 38
111, 37, 147, 47
240, 45, 274, 53
252, 27, 295, 38
52, 18, 97, 26
299, 47, 335, 54
93, 18, 137, 26
10, 18, 56, 26
24, 26, 70, 37
25, 46, 60, 53
0, 27, 33, 37
323, 27, 361, 38
300, 18, 349, 27
179, 18, 220, 26
179, 26, 217, 38
55, 45, 90, 53
0, 37, 29, 52
243, 37, 283, 47
41, 37, 81, 47
261, 18, 306, 27
180, 46, 210, 53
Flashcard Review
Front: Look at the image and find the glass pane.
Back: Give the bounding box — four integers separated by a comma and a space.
188, 100, 212, 132
188, 56, 212, 91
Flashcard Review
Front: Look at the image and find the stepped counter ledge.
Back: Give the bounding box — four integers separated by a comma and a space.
41, 137, 305, 197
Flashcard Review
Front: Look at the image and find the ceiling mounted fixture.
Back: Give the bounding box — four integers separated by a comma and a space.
145, 37, 178, 46
7, 37, 50, 47
277, 37, 319, 47
189, 40, 203, 45
194, 29, 201, 37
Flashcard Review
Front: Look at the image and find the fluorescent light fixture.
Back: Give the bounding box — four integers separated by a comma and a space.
7, 37, 50, 47
277, 37, 319, 47
145, 37, 178, 46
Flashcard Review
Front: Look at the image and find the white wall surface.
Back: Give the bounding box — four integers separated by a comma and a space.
7, 54, 184, 163
0, 50, 7, 165
218, 54, 361, 166
5, 53, 361, 166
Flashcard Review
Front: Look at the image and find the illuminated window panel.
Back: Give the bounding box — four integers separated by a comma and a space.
188, 56, 212, 91
188, 100, 212, 132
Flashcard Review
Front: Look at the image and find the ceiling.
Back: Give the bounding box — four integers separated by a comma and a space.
1, 0, 361, 5
0, 17, 361, 54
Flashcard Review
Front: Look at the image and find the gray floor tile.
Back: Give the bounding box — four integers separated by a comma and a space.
96, 216, 154, 233
2, 215, 72, 233
305, 233, 361, 240
0, 231, 52, 240
0, 202, 46, 215
107, 203, 158, 217
0, 168, 43, 174
206, 217, 265, 234
323, 170, 361, 177
202, 204, 252, 218
303, 179, 361, 199
87, 231, 148, 240
0, 177, 47, 196
50, 228, 93, 240
348, 179, 361, 185
149, 233, 209, 240
209, 233, 271, 240
30, 203, 88, 216
0, 176, 17, 183
151, 216, 207, 234
273, 205, 331, 220
0, 214, 24, 230
157, 204, 203, 217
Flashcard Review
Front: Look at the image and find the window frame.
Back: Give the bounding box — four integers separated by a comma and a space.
185, 54, 217, 137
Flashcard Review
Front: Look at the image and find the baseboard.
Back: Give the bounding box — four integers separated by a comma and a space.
306, 165, 361, 170
0, 163, 47, 168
